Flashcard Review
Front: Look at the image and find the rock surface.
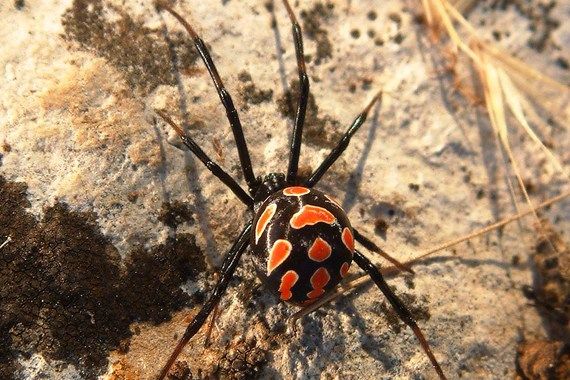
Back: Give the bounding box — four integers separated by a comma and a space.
0, 0, 569, 379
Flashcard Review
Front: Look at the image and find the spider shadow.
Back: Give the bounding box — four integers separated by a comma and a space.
157, 11, 219, 258
291, 251, 523, 375
151, 118, 170, 200
409, 9, 506, 226
267, 0, 290, 98
341, 102, 382, 214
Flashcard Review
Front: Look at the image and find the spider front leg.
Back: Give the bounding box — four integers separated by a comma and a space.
281, 0, 310, 184
156, 2, 258, 193
157, 222, 252, 380
352, 250, 447, 380
354, 228, 414, 274
306, 91, 382, 187
155, 110, 253, 208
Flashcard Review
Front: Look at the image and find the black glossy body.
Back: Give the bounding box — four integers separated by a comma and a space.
251, 187, 353, 305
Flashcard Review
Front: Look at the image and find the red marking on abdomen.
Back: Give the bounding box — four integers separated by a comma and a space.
255, 203, 276, 243
307, 288, 325, 299
279, 270, 299, 301
308, 237, 332, 262
283, 186, 310, 196
340, 262, 350, 278
290, 205, 336, 229
267, 239, 292, 275
342, 227, 355, 252
307, 267, 331, 299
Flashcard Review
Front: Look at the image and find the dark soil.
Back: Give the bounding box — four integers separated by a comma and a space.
0, 176, 206, 379
61, 0, 199, 95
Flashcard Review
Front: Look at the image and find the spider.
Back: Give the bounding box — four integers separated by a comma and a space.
154, 1, 446, 379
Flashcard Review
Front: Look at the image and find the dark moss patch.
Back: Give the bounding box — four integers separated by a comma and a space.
2, 140, 11, 153
238, 71, 253, 83
393, 33, 405, 44
374, 217, 389, 236
350, 29, 361, 39
61, 0, 199, 95
556, 57, 569, 70
167, 361, 192, 380
0, 176, 205, 379
238, 73, 273, 109
242, 84, 274, 106
493, 0, 560, 52
530, 220, 569, 337
215, 337, 268, 380
158, 200, 195, 229
408, 183, 420, 192
299, 2, 335, 64
388, 12, 402, 26
277, 79, 342, 148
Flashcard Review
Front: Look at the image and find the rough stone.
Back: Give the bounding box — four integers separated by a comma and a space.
0, 0, 568, 379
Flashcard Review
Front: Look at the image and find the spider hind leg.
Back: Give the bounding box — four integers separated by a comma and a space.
353, 250, 447, 380
281, 0, 310, 184
157, 222, 252, 380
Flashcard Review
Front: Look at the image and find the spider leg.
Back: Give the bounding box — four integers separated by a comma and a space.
353, 228, 415, 274
157, 221, 252, 380
156, 110, 254, 208
281, 0, 310, 184
306, 91, 382, 187
156, 2, 258, 193
352, 249, 447, 380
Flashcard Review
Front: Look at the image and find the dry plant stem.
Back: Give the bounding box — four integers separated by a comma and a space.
423, 0, 569, 256
429, 0, 569, 167
442, 0, 568, 92
477, 49, 543, 233
0, 236, 11, 250
289, 189, 570, 322
425, 0, 569, 163
497, 70, 567, 176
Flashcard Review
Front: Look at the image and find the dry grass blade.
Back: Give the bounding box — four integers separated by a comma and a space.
420, 0, 569, 252
498, 69, 567, 177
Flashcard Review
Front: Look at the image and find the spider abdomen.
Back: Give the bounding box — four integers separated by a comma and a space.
251, 186, 354, 305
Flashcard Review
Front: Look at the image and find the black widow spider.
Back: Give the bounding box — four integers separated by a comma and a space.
154, 1, 446, 379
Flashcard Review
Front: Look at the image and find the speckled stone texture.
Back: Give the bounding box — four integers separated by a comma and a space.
0, 0, 568, 379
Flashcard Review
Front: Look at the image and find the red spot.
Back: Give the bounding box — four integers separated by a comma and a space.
308, 237, 332, 262
290, 205, 336, 229
307, 267, 330, 299
255, 203, 276, 243
311, 267, 331, 288
279, 270, 299, 301
283, 186, 310, 196
307, 288, 325, 299
267, 239, 292, 274
342, 227, 355, 252
340, 262, 350, 278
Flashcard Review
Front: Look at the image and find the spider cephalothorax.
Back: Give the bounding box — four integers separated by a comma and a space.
252, 186, 354, 305
153, 1, 446, 379
252, 172, 287, 206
